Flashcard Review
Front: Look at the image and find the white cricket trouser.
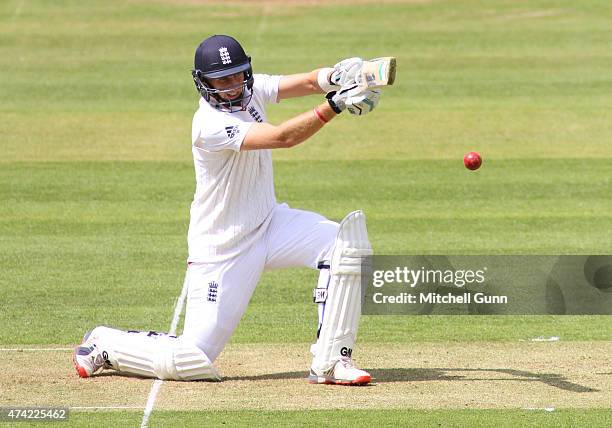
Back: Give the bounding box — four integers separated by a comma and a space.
182, 203, 338, 362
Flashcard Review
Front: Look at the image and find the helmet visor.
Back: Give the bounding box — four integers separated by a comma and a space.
202, 61, 251, 79
205, 75, 246, 95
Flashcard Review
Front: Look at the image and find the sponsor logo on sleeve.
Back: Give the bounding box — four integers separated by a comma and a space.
225, 126, 239, 139
248, 106, 263, 123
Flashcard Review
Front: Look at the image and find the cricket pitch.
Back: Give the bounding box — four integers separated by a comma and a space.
1, 342, 609, 411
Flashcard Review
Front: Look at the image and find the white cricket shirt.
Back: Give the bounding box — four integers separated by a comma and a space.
188, 74, 282, 262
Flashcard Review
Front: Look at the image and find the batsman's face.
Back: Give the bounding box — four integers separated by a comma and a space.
208, 72, 245, 100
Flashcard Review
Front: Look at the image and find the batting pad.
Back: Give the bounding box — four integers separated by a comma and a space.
90, 327, 220, 381
311, 210, 372, 374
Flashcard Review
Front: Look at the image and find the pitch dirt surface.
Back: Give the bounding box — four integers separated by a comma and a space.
2, 342, 609, 411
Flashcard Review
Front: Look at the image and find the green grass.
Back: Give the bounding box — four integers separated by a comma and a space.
148, 409, 612, 428
1, 161, 611, 344
14, 409, 612, 428
1, 0, 611, 425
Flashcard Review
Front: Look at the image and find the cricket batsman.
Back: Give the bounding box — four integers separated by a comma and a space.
73, 35, 380, 385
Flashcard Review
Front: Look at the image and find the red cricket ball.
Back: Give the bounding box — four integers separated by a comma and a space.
464, 151, 482, 170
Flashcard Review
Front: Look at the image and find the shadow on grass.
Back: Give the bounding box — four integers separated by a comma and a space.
223, 368, 598, 392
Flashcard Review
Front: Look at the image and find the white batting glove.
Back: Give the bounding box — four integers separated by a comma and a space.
326, 84, 381, 116
330, 57, 363, 87
346, 89, 381, 116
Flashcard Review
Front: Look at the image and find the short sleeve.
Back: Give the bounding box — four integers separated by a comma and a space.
193, 112, 254, 152
253, 73, 282, 105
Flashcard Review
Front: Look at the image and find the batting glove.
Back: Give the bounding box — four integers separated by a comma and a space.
345, 89, 381, 116
326, 85, 381, 116
329, 57, 363, 88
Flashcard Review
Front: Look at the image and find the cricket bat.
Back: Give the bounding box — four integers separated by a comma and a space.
356, 57, 396, 90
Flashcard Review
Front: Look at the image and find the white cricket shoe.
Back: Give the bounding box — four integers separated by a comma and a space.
72, 330, 110, 378
309, 357, 372, 386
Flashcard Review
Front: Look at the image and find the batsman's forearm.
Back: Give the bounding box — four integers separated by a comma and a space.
241, 103, 337, 150
276, 102, 336, 148
278, 69, 327, 100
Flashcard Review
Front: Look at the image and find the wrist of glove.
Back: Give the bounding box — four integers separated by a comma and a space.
326, 90, 345, 113
325, 84, 381, 116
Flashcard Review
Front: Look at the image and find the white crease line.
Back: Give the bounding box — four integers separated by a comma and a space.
530, 336, 560, 342
141, 380, 163, 424
140, 270, 189, 428
0, 348, 72, 351
523, 407, 556, 412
